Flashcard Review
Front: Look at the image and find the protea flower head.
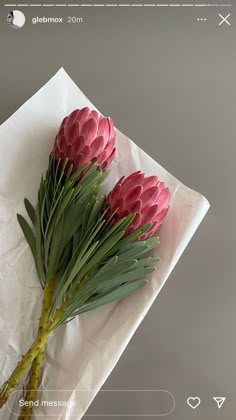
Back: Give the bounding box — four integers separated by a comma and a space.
104, 171, 170, 240
52, 107, 116, 174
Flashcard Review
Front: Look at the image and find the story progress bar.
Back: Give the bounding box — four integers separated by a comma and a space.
3, 3, 234, 7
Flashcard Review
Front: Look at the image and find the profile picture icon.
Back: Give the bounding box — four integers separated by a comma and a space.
7, 10, 25, 29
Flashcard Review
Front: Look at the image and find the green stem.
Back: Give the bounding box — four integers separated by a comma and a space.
0, 326, 51, 408
0, 306, 64, 409
18, 277, 55, 420
17, 350, 44, 420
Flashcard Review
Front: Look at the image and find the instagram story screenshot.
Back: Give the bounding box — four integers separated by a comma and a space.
0, 1, 235, 419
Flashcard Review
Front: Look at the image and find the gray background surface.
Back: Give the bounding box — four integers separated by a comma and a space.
0, 2, 235, 419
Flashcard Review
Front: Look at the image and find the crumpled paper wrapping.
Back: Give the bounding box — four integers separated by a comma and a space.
0, 69, 209, 419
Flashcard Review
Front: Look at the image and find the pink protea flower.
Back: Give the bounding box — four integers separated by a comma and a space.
52, 107, 116, 174
104, 171, 170, 240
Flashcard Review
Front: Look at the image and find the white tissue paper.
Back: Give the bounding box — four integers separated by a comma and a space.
0, 69, 209, 419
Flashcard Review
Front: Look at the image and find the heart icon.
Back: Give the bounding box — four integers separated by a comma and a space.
187, 397, 201, 409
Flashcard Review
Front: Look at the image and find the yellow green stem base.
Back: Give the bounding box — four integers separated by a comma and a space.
0, 326, 51, 408
17, 277, 55, 419
17, 347, 45, 420
0, 304, 64, 409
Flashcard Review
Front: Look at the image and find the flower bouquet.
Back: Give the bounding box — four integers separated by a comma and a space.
0, 69, 209, 419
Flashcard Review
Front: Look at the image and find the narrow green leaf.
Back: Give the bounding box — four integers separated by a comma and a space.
116, 238, 159, 262
116, 245, 151, 261
132, 257, 160, 269
69, 162, 90, 184
74, 280, 148, 316
96, 214, 134, 250
64, 161, 74, 182
51, 228, 127, 316
51, 240, 100, 313
96, 266, 155, 294
24, 198, 36, 225
94, 255, 118, 275
66, 240, 100, 287
79, 163, 98, 186
58, 203, 83, 252
35, 203, 44, 280
77, 230, 125, 282
38, 176, 45, 210
89, 259, 137, 287
87, 197, 105, 228
17, 214, 36, 260
79, 170, 109, 199
48, 214, 64, 276
54, 188, 75, 226
44, 185, 65, 239
72, 230, 81, 255
81, 202, 92, 238
60, 259, 136, 319
107, 223, 153, 256
78, 219, 107, 262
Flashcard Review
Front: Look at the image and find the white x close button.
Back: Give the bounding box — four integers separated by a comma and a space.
218, 14, 231, 26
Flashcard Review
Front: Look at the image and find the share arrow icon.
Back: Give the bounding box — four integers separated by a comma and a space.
213, 397, 226, 409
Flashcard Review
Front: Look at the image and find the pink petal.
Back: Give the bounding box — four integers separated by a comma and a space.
120, 209, 130, 219
130, 213, 141, 230
70, 142, 80, 159
97, 150, 108, 166
105, 191, 112, 206
57, 135, 66, 152
75, 146, 91, 166
90, 110, 100, 123
141, 204, 159, 225
156, 181, 165, 198
105, 136, 116, 156
129, 199, 142, 214
53, 136, 58, 150
52, 144, 60, 159
80, 145, 91, 162
158, 188, 171, 209
66, 145, 73, 159
81, 118, 98, 145
156, 206, 169, 222
125, 171, 142, 182
105, 177, 124, 206
78, 108, 90, 126
98, 118, 110, 142
76, 135, 87, 154
60, 116, 68, 128
68, 109, 80, 126
117, 175, 125, 186
75, 153, 85, 166
142, 176, 158, 189
105, 147, 116, 167
124, 186, 143, 205
141, 186, 159, 209
65, 121, 80, 145
116, 197, 124, 212
110, 182, 122, 203
108, 118, 115, 138
58, 124, 65, 139
90, 136, 106, 156
69, 135, 87, 158
122, 173, 145, 195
